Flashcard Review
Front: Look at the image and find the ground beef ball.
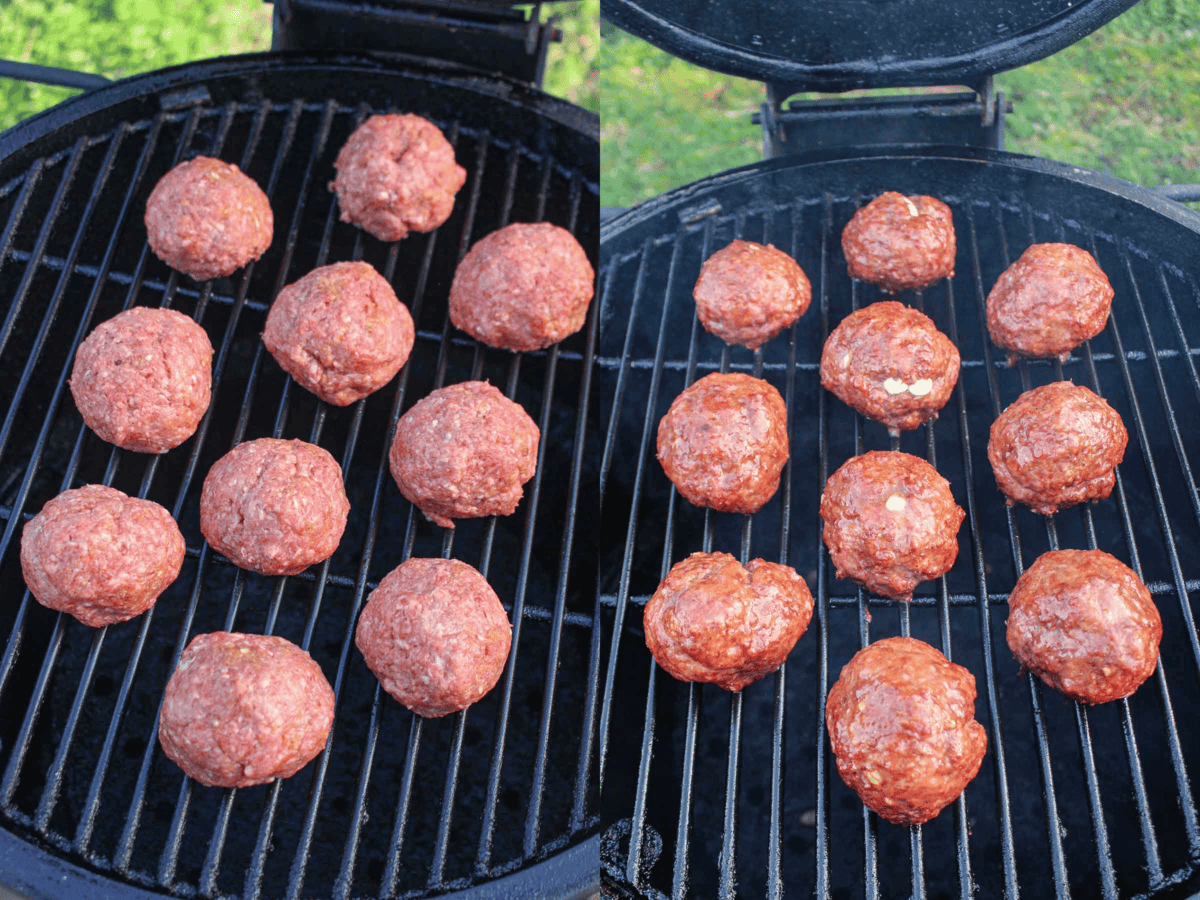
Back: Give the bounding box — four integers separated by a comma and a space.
158, 631, 334, 788
200, 438, 350, 575
826, 636, 987, 825
656, 372, 789, 514
329, 113, 467, 242
643, 551, 813, 692
449, 222, 595, 352
988, 381, 1128, 516
390, 381, 539, 529
986, 243, 1114, 361
820, 300, 960, 433
355, 557, 512, 718
841, 192, 956, 293
691, 240, 812, 350
263, 261, 414, 406
20, 484, 184, 627
70, 306, 214, 454
1006, 549, 1161, 705
820, 451, 964, 601
144, 156, 272, 281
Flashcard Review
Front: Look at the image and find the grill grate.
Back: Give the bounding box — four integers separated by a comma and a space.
0, 61, 599, 900
597, 154, 1200, 899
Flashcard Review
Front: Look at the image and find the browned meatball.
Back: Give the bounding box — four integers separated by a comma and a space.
986, 243, 1113, 361
262, 261, 415, 406
20, 485, 184, 627
988, 381, 1128, 516
389, 381, 540, 529
691, 240, 812, 350
145, 156, 273, 281
158, 632, 334, 788
643, 551, 813, 692
656, 372, 789, 514
820, 451, 964, 601
355, 557, 512, 718
826, 636, 987, 825
820, 301, 960, 433
449, 222, 595, 352
1006, 549, 1161, 704
200, 438, 350, 576
841, 192, 956, 293
70, 307, 214, 454
329, 113, 467, 242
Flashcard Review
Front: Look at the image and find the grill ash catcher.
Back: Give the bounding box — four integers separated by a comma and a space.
599, 2, 1200, 899
0, 4, 599, 900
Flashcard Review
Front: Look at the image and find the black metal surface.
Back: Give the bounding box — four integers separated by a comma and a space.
0, 53, 600, 900
603, 0, 1138, 93
596, 146, 1200, 899
0, 61, 109, 92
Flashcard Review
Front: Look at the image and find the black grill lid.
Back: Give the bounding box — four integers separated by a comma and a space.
603, 0, 1138, 92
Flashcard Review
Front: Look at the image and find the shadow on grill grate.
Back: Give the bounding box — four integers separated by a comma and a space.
597, 151, 1200, 900
0, 57, 599, 900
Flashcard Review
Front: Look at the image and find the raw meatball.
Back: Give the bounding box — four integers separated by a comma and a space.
329, 113, 467, 242
70, 306, 214, 454
986, 243, 1113, 361
145, 156, 273, 281
389, 381, 539, 529
656, 372, 789, 514
988, 381, 1127, 516
200, 438, 350, 575
841, 192, 956, 293
643, 551, 813, 692
820, 451, 964, 601
1006, 549, 1161, 705
449, 222, 595, 352
20, 485, 184, 627
826, 636, 987, 826
263, 261, 415, 406
355, 557, 512, 718
158, 631, 334, 788
691, 240, 811, 350
820, 300, 960, 433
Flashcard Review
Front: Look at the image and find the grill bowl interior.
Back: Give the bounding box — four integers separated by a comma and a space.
0, 52, 599, 900
597, 146, 1200, 900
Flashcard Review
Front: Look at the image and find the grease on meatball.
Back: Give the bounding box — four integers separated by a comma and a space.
841, 192, 956, 293
692, 240, 812, 350
643, 551, 813, 692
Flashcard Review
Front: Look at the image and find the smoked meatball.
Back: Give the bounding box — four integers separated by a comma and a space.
355, 557, 512, 718
656, 372, 789, 514
826, 636, 987, 826
643, 552, 813, 692
145, 156, 272, 281
988, 381, 1128, 516
70, 306, 214, 454
389, 381, 539, 529
263, 261, 415, 406
21, 485, 184, 627
691, 240, 811, 350
329, 113, 467, 242
158, 631, 334, 788
820, 451, 964, 601
820, 301, 960, 433
200, 438, 350, 576
841, 192, 956, 293
1006, 549, 1162, 705
449, 222, 595, 352
986, 243, 1114, 361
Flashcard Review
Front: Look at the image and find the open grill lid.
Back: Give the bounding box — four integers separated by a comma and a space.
602, 0, 1138, 93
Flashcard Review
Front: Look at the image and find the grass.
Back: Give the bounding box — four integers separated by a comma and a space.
599, 0, 1200, 207
0, 0, 597, 134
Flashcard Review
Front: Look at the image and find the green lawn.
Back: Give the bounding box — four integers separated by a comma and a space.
0, 0, 597, 134
599, 0, 1200, 207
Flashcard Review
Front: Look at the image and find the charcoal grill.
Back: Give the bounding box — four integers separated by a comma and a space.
0, 49, 599, 900
596, 2, 1200, 897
